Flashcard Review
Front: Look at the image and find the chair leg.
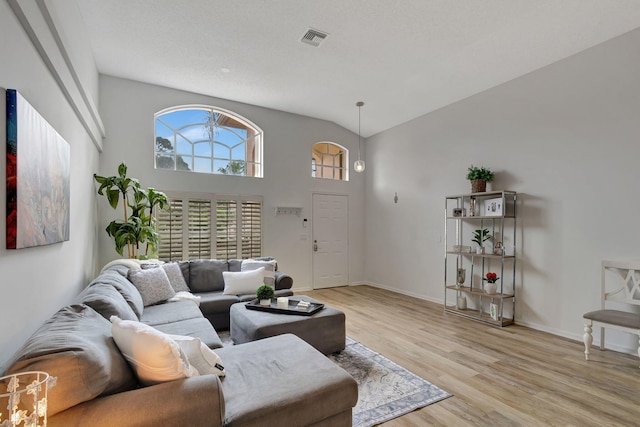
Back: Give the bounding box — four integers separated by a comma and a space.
583, 322, 593, 361
600, 326, 605, 350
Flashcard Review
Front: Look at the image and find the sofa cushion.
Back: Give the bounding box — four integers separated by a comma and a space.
128, 267, 176, 306
222, 268, 264, 296
74, 283, 138, 321
163, 262, 190, 292
139, 300, 204, 326
241, 259, 277, 287
198, 292, 240, 315
152, 318, 224, 349
110, 316, 198, 386
189, 259, 228, 292
91, 269, 144, 318
5, 305, 137, 416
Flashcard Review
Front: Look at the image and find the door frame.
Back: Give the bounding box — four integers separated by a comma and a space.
311, 191, 350, 289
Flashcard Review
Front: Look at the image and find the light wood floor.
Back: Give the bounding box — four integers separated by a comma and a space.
304, 285, 640, 427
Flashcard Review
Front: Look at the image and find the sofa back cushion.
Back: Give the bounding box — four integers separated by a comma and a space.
5, 305, 137, 416
91, 268, 144, 318
74, 283, 138, 321
188, 260, 228, 292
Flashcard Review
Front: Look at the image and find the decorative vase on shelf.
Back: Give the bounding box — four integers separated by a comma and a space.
456, 268, 466, 287
485, 282, 498, 294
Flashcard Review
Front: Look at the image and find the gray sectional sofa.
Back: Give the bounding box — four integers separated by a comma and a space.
3, 260, 358, 427
176, 258, 294, 329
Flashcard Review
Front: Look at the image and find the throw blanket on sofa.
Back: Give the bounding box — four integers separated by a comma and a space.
100, 258, 164, 273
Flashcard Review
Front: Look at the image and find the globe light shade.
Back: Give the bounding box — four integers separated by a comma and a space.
354, 159, 365, 173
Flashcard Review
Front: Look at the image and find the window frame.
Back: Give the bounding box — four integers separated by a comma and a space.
154, 105, 264, 178
311, 141, 349, 181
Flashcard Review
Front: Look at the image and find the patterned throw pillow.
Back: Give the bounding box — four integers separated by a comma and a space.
127, 267, 176, 306
241, 259, 277, 286
162, 263, 190, 293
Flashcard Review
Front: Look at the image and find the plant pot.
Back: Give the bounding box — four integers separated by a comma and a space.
470, 179, 486, 193
485, 282, 498, 294
260, 299, 271, 306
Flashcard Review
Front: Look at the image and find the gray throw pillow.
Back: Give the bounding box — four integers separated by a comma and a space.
162, 263, 190, 293
128, 267, 176, 306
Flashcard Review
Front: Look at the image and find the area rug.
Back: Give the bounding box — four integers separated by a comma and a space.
218, 333, 451, 426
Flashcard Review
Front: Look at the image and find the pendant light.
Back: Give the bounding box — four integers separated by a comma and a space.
354, 101, 366, 173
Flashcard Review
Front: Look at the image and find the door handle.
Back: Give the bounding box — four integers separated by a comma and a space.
313, 240, 318, 252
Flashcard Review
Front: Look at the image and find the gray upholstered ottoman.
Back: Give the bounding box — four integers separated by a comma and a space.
230, 296, 346, 354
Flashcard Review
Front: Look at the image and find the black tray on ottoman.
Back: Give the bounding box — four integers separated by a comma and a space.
245, 298, 324, 316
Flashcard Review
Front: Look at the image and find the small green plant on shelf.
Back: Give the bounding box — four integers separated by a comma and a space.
472, 228, 492, 248
466, 165, 494, 182
466, 165, 494, 193
256, 284, 275, 301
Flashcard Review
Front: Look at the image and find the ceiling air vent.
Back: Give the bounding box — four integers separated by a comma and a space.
301, 28, 328, 47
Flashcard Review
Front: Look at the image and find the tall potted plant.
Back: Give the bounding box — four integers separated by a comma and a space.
466, 165, 494, 193
94, 163, 168, 259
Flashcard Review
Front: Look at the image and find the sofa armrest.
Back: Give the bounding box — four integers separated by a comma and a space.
49, 375, 225, 427
274, 271, 293, 290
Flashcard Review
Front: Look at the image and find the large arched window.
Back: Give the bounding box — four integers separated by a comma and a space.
312, 142, 348, 181
155, 106, 263, 177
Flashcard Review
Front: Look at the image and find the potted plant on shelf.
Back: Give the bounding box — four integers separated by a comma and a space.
466, 165, 494, 193
256, 284, 275, 306
472, 228, 491, 254
94, 162, 168, 259
483, 272, 500, 294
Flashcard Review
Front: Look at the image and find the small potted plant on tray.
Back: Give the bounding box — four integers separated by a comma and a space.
466, 165, 494, 193
256, 284, 275, 306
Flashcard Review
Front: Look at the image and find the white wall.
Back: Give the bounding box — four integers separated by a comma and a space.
364, 28, 640, 352
0, 0, 101, 369
97, 76, 365, 292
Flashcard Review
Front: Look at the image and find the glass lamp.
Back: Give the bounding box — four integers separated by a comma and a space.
354, 101, 365, 173
0, 371, 51, 427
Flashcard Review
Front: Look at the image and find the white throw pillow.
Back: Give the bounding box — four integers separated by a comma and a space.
222, 267, 265, 295
170, 335, 225, 377
110, 316, 197, 386
127, 267, 176, 306
241, 259, 277, 287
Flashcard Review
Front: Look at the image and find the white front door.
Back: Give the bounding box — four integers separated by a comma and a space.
312, 193, 349, 289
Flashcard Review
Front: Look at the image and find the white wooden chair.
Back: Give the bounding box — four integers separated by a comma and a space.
583, 259, 640, 367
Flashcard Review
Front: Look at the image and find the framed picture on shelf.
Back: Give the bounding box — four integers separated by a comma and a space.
452, 207, 465, 217
484, 198, 503, 216
490, 303, 499, 320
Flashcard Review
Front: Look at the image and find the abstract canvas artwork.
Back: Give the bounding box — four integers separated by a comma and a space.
6, 89, 70, 249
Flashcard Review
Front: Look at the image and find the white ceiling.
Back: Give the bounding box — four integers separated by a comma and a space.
74, 0, 640, 137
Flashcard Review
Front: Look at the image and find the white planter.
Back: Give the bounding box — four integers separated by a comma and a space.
485, 282, 498, 294
260, 299, 271, 306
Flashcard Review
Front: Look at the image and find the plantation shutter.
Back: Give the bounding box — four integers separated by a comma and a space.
156, 192, 262, 262
241, 200, 262, 259
215, 200, 237, 260
188, 199, 212, 259
156, 199, 184, 261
